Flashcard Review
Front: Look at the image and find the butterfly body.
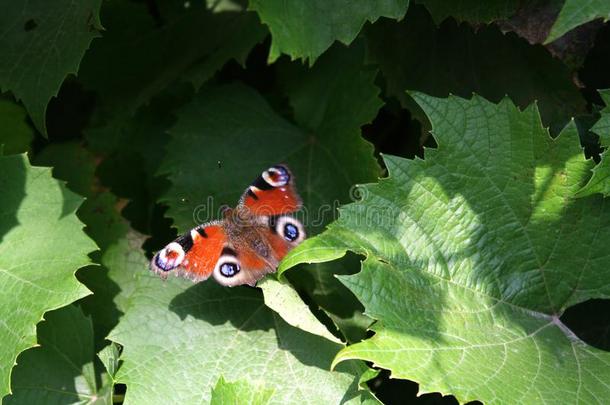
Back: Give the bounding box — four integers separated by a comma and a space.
151, 165, 305, 287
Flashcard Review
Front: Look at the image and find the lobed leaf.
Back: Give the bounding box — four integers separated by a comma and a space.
79, 0, 266, 118
160, 44, 380, 234
33, 141, 148, 347
249, 0, 408, 63
547, 0, 610, 43
109, 275, 376, 404
160, 44, 380, 340
282, 93, 610, 403
0, 0, 102, 135
5, 305, 112, 405
576, 90, 610, 197
0, 154, 97, 398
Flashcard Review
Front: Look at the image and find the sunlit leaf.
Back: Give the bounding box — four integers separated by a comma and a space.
0, 154, 96, 398
109, 276, 376, 403
281, 93, 610, 403
576, 89, 610, 197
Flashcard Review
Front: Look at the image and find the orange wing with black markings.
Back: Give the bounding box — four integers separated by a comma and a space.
150, 223, 226, 282
239, 165, 302, 216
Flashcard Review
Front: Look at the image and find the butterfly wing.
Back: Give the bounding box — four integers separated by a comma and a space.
210, 215, 306, 287
211, 242, 273, 287
150, 222, 226, 282
264, 214, 306, 260
238, 165, 302, 216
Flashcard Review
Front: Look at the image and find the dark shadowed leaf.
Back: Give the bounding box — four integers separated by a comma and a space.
249, 0, 409, 63
79, 0, 266, 118
416, 0, 518, 24
0, 98, 34, 155
0, 0, 102, 134
5, 305, 112, 405
160, 44, 381, 341
366, 6, 586, 132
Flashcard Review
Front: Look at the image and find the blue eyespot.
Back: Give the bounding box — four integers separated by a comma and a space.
269, 165, 290, 185
220, 262, 239, 277
283, 223, 299, 242
155, 254, 174, 271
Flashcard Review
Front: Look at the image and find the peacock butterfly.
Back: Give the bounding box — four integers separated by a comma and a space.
150, 165, 305, 287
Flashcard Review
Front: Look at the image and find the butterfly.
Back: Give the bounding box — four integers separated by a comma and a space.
150, 165, 305, 287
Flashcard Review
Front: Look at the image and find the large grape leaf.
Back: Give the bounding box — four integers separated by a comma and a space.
160, 44, 380, 339
366, 6, 586, 132
0, 154, 97, 399
78, 0, 265, 118
576, 90, 610, 197
5, 305, 112, 404
161, 44, 380, 235
0, 0, 102, 135
280, 93, 610, 403
249, 0, 408, 63
415, 0, 518, 24
547, 0, 610, 43
108, 275, 376, 404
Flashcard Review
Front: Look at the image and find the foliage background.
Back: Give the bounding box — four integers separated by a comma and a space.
1, 0, 610, 403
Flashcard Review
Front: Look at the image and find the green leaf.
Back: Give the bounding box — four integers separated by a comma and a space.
109, 277, 375, 403
547, 0, 610, 43
0, 0, 102, 135
5, 305, 112, 405
282, 93, 610, 403
0, 154, 96, 398
160, 44, 380, 340
285, 255, 373, 343
415, 0, 518, 24
249, 0, 409, 63
258, 278, 341, 343
79, 0, 266, 118
162, 44, 380, 235
33, 141, 148, 346
210, 376, 274, 405
98, 343, 120, 380
0, 98, 34, 155
576, 90, 610, 197
366, 6, 586, 132
34, 141, 97, 197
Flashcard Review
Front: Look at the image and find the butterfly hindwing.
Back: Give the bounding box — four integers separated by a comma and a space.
239, 165, 302, 216
151, 222, 226, 282
211, 243, 273, 287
